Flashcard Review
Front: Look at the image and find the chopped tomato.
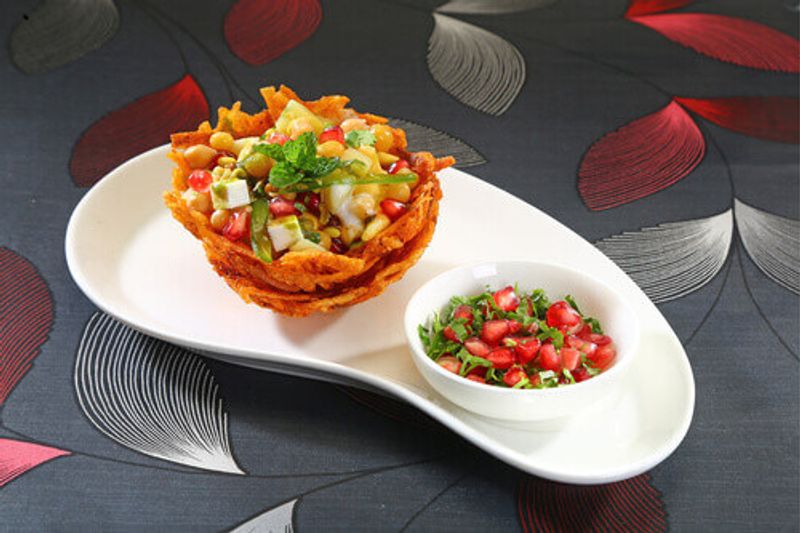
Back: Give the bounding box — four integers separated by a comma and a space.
560, 347, 580, 371
493, 286, 520, 311
437, 355, 461, 374
537, 343, 561, 372
464, 337, 490, 357
487, 348, 515, 370
588, 343, 616, 370
319, 125, 345, 144
481, 320, 509, 344
546, 301, 582, 329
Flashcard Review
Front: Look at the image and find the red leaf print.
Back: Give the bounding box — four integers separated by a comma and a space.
629, 13, 800, 73
224, 0, 322, 66
676, 96, 800, 144
518, 474, 667, 532
625, 0, 694, 17
578, 100, 705, 211
69, 74, 209, 187
0, 438, 70, 487
0, 248, 53, 407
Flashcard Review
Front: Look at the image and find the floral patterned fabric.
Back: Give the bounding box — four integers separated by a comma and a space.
1, 0, 797, 530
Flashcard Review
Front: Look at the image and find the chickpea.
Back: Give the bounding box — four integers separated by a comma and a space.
384, 182, 411, 202
340, 224, 362, 246
210, 209, 230, 230
209, 131, 235, 152
318, 231, 332, 250
353, 183, 381, 198
290, 117, 315, 138
371, 124, 394, 152
243, 153, 272, 179
184, 191, 212, 214
378, 151, 399, 166
232, 136, 258, 157
350, 194, 376, 220
357, 145, 382, 173
184, 144, 217, 169
362, 214, 390, 242
341, 118, 368, 133
317, 140, 345, 158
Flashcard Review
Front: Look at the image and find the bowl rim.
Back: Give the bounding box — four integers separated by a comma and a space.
404, 260, 640, 396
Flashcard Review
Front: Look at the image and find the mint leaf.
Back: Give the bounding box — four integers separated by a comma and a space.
537, 323, 564, 349
564, 294, 581, 314
345, 130, 376, 148
269, 161, 303, 189
585, 317, 604, 334
311, 156, 341, 178
283, 132, 317, 171
253, 142, 285, 161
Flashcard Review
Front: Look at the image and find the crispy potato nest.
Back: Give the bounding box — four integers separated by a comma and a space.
164, 86, 454, 316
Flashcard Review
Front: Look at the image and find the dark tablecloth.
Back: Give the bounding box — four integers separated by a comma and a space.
1, 0, 798, 530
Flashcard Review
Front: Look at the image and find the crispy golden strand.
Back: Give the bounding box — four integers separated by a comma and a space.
164, 85, 454, 316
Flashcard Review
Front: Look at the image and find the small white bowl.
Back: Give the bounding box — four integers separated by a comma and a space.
404, 261, 640, 422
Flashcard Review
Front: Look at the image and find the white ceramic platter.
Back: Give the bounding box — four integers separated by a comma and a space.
66, 146, 695, 484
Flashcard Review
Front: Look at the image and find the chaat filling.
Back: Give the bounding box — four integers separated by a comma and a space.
178, 100, 419, 262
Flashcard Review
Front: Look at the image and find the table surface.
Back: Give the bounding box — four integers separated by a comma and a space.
1, 0, 798, 531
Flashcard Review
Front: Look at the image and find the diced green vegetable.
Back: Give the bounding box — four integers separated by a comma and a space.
250, 199, 272, 263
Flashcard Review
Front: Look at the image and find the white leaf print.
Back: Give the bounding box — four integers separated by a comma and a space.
74, 313, 243, 474
229, 499, 297, 533
595, 209, 733, 303
10, 0, 119, 74
388, 118, 485, 168
437, 0, 557, 15
428, 13, 525, 115
735, 199, 799, 294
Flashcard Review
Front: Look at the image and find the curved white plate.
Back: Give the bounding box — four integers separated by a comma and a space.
66, 146, 695, 484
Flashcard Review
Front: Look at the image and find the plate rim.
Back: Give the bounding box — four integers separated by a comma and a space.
65, 145, 696, 484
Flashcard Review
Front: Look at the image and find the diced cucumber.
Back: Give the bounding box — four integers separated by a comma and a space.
275, 100, 327, 136
250, 199, 272, 263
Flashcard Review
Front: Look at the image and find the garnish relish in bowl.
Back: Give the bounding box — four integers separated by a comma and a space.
418, 286, 616, 389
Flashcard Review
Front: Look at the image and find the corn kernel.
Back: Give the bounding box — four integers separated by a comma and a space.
210, 209, 230, 230
299, 213, 319, 231
209, 131, 235, 152
358, 145, 382, 173
184, 144, 217, 169
371, 124, 394, 152
353, 183, 381, 198
362, 214, 390, 242
217, 156, 236, 168
341, 225, 362, 246
322, 227, 341, 238
378, 151, 399, 166
384, 182, 411, 202
317, 140, 345, 158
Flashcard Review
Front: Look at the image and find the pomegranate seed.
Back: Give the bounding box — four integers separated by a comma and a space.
546, 301, 582, 329
480, 320, 509, 344
492, 286, 520, 311
503, 367, 528, 387
464, 337, 490, 357
466, 374, 486, 384
537, 343, 561, 372
187, 170, 213, 193
452, 305, 474, 325
319, 125, 345, 145
572, 367, 590, 382
330, 238, 347, 254
560, 347, 580, 371
380, 199, 408, 221
505, 319, 522, 334
269, 196, 299, 218
487, 348, 515, 370
437, 355, 461, 374
267, 132, 290, 145
298, 192, 321, 215
388, 159, 410, 174
514, 338, 541, 365
222, 210, 250, 242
